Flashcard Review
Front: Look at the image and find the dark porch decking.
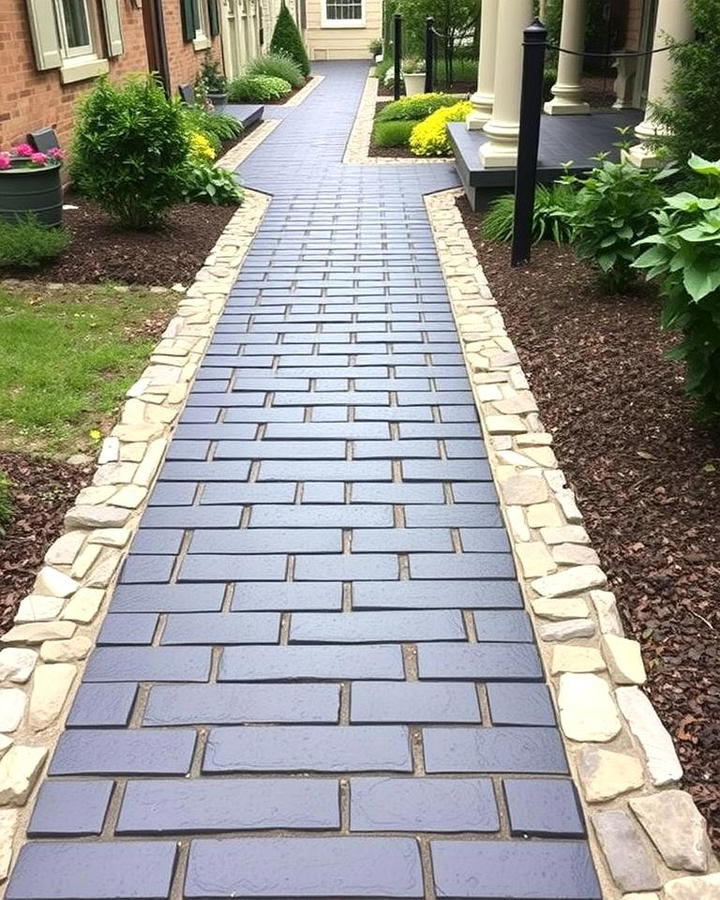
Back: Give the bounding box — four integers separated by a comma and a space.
449, 108, 644, 209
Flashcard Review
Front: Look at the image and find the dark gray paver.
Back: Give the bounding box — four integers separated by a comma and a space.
486, 683, 557, 726
417, 643, 543, 681
350, 777, 499, 832
97, 613, 157, 645
351, 682, 480, 723
203, 725, 412, 772
110, 583, 225, 612
220, 644, 404, 681
185, 838, 423, 898
50, 729, 196, 775
352, 581, 523, 609
231, 582, 342, 611
431, 840, 601, 899
28, 781, 113, 836
423, 726, 568, 774
84, 647, 211, 682
117, 778, 339, 833
290, 611, 465, 643
162, 613, 280, 645
66, 683, 137, 728
503, 778, 586, 837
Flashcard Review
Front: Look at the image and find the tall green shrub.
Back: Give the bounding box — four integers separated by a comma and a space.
633, 155, 720, 419
72, 75, 189, 230
270, 3, 310, 78
651, 0, 720, 166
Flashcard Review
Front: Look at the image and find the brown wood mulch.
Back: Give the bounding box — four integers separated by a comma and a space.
457, 196, 720, 852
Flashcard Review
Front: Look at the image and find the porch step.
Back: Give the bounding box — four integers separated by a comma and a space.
226, 104, 265, 130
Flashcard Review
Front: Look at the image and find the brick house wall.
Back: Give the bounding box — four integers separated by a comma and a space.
0, 0, 222, 151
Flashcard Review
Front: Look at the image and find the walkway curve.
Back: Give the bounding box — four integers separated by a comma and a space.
6, 62, 601, 900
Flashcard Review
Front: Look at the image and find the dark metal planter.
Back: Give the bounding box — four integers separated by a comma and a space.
0, 160, 63, 227
207, 92, 229, 108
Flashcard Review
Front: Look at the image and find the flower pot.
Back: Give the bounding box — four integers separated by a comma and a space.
0, 160, 63, 227
207, 92, 229, 108
403, 73, 426, 97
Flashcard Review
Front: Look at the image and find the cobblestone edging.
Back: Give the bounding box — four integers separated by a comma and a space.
344, 73, 450, 166
0, 189, 270, 883
425, 187, 719, 900
283, 74, 325, 107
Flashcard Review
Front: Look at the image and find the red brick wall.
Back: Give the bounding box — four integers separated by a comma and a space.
0, 0, 222, 150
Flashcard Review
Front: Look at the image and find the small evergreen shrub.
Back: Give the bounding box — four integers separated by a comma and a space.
373, 119, 415, 147
564, 156, 667, 291
228, 75, 292, 102
0, 472, 10, 536
481, 183, 577, 245
245, 52, 304, 88
377, 92, 459, 123
633, 154, 720, 419
409, 101, 471, 157
270, 3, 310, 77
72, 75, 189, 230
0, 216, 70, 268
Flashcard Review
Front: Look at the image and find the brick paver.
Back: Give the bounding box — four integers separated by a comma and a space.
6, 62, 602, 899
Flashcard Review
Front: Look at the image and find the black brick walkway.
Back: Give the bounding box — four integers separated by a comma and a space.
7, 62, 602, 900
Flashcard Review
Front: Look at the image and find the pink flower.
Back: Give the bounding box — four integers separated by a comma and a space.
0, 152, 10, 170
14, 143, 34, 157
30, 152, 48, 166
48, 147, 66, 161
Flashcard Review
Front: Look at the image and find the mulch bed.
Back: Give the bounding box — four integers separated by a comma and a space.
0, 452, 92, 635
457, 196, 720, 851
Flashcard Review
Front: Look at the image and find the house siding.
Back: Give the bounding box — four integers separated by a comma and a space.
303, 0, 379, 60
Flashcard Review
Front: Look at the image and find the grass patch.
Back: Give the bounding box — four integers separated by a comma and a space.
0, 283, 177, 456
372, 119, 415, 148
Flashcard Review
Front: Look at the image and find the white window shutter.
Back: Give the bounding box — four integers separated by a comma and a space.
101, 0, 124, 56
25, 0, 62, 70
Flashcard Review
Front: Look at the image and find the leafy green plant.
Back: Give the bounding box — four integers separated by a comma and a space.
196, 49, 227, 94
180, 162, 244, 205
633, 154, 720, 418
0, 216, 70, 268
71, 75, 189, 230
651, 0, 720, 167
564, 155, 668, 291
377, 92, 458, 122
401, 56, 425, 75
409, 100, 471, 156
481, 183, 578, 245
245, 52, 304, 88
369, 38, 383, 57
270, 2, 310, 77
373, 119, 415, 147
395, 0, 480, 86
228, 75, 292, 102
0, 472, 10, 536
181, 105, 243, 154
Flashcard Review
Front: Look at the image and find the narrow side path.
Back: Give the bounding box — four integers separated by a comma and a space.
6, 62, 601, 900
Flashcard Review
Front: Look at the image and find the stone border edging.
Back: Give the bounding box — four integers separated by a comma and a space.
0, 188, 271, 886
344, 73, 452, 166
425, 187, 719, 900
218, 120, 281, 172
283, 73, 325, 107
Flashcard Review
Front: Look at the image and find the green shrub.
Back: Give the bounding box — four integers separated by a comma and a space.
564, 156, 667, 291
373, 119, 415, 147
196, 49, 227, 95
72, 75, 189, 230
481, 183, 577, 245
181, 105, 243, 154
245, 52, 304, 88
374, 57, 393, 82
409, 100, 471, 156
0, 216, 70, 268
650, 0, 720, 166
0, 472, 10, 536
377, 92, 459, 122
228, 75, 292, 102
369, 38, 383, 57
270, 2, 310, 77
180, 162, 245, 205
633, 154, 720, 418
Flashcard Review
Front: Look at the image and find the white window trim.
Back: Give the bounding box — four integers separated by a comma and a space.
52, 0, 110, 81
321, 0, 365, 28
192, 0, 212, 49
60, 56, 110, 82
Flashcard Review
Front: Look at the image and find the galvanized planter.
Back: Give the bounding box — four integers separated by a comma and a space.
0, 160, 63, 227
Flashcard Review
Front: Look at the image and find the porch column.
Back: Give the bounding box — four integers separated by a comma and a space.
626, 0, 694, 168
544, 0, 589, 115
479, 0, 534, 168
466, 0, 499, 130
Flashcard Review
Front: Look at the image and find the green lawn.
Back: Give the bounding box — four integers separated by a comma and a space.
0, 284, 177, 456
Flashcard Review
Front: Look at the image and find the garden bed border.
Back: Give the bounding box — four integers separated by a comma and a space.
425, 186, 719, 900
0, 188, 271, 885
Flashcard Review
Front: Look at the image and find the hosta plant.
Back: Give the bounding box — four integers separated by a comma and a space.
633, 154, 720, 419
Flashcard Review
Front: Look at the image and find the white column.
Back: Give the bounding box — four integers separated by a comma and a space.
626, 0, 694, 167
544, 0, 589, 114
466, 0, 499, 130
479, 0, 534, 168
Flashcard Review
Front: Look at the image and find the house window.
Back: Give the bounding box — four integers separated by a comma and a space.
323, 0, 363, 26
55, 0, 95, 58
193, 0, 210, 42
26, 0, 122, 77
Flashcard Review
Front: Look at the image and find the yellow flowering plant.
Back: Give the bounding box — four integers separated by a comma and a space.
189, 132, 216, 164
409, 101, 472, 157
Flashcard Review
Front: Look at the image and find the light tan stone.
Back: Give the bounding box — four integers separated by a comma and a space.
551, 543, 601, 566
501, 475, 549, 506
664, 874, 720, 900
0, 690, 26, 733
70, 544, 102, 580
516, 542, 556, 577
485, 415, 526, 434
135, 439, 167, 487
108, 484, 147, 509
531, 596, 590, 620
630, 791, 708, 873
120, 442, 148, 463
84, 550, 122, 588
0, 745, 47, 805
555, 488, 583, 523
1, 621, 76, 645
40, 636, 93, 663
591, 589, 624, 636
603, 635, 647, 685
505, 506, 530, 542
539, 618, 595, 642
60, 588, 104, 624
65, 505, 131, 529
0, 648, 38, 684
93, 461, 137, 486
516, 432, 553, 446
550, 645, 605, 674
526, 502, 564, 528
112, 423, 164, 443
98, 435, 120, 465
33, 567, 78, 599
28, 664, 76, 731
521, 445, 557, 467
74, 485, 116, 506
617, 686, 683, 786
575, 746, 645, 802
540, 525, 590, 545
531, 565, 606, 598
88, 528, 131, 548
494, 392, 538, 415
14, 595, 64, 624
557, 673, 621, 742
0, 808, 18, 879
44, 531, 86, 567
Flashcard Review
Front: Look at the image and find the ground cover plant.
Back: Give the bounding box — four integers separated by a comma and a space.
408, 99, 471, 156
0, 216, 70, 268
373, 118, 416, 148
376, 92, 459, 122
245, 52, 305, 88
481, 183, 577, 245
270, 2, 310, 77
228, 75, 292, 102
